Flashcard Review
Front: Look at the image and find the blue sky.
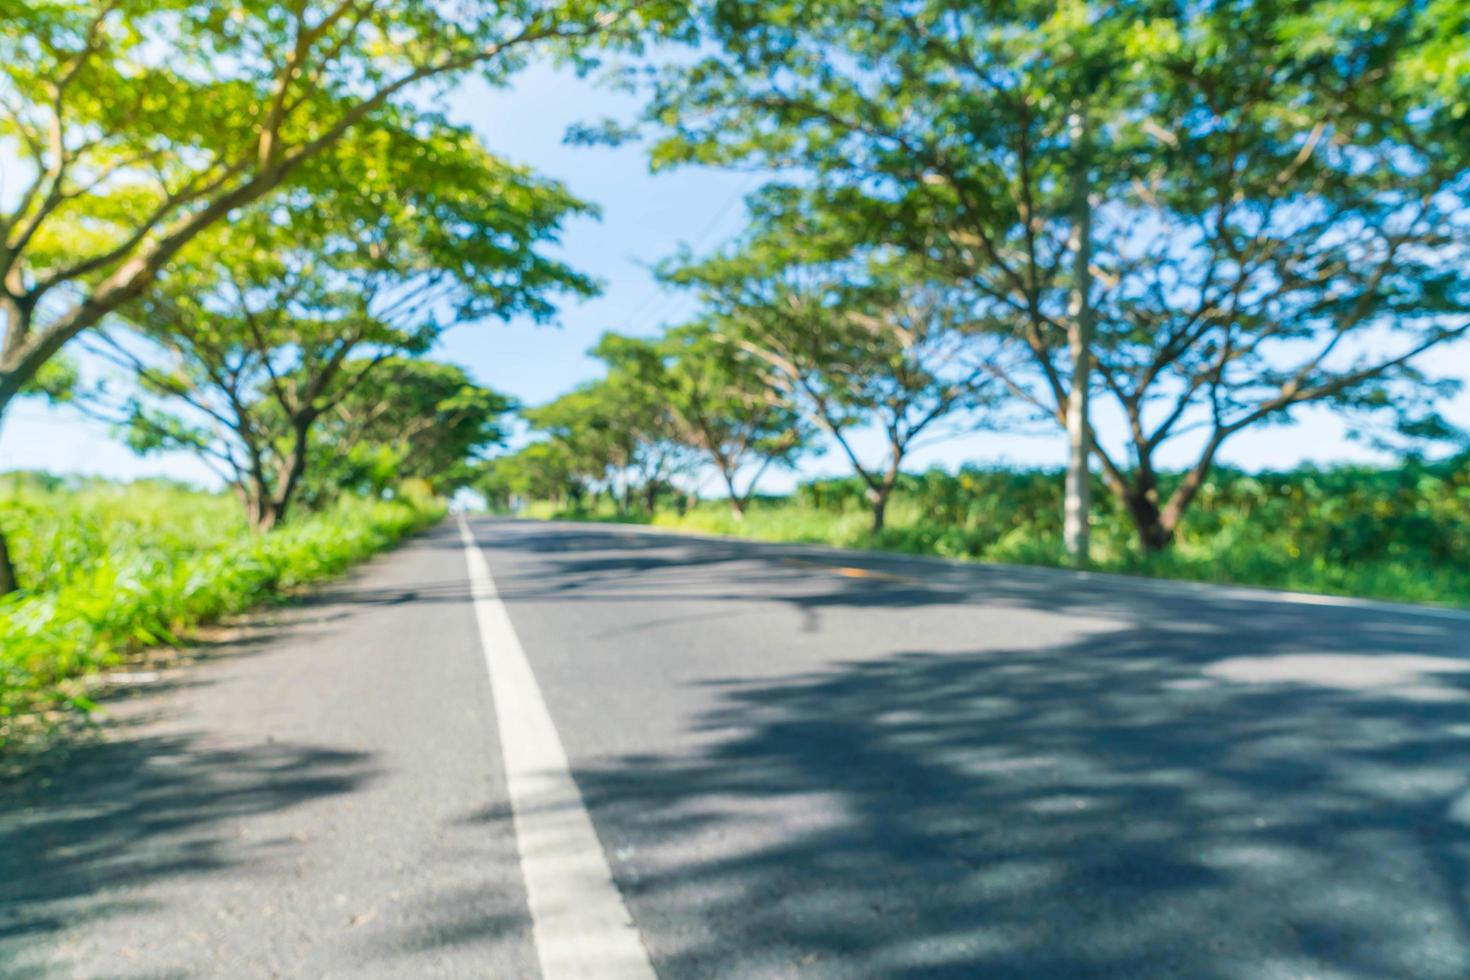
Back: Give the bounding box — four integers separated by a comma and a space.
4, 61, 1467, 492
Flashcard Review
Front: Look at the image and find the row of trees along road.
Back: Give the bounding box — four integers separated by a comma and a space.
493, 0, 1469, 561
0, 0, 689, 593
4, 1, 1469, 590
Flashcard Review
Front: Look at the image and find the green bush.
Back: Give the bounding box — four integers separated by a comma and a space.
0, 475, 444, 742
603, 457, 1470, 608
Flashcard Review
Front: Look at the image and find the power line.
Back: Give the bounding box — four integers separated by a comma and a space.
613, 175, 761, 332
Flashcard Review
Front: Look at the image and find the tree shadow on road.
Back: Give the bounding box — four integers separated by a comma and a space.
482, 523, 1470, 641
355, 803, 532, 968
0, 718, 376, 972
575, 615, 1470, 979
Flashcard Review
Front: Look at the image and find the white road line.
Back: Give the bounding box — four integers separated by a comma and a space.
456, 515, 657, 980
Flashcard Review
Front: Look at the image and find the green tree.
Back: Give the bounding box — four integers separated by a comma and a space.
592, 325, 807, 516
482, 441, 589, 510
301, 357, 515, 505
0, 0, 668, 584
640, 0, 1128, 558
641, 0, 1470, 554
666, 230, 1003, 533
92, 126, 591, 530
524, 373, 691, 514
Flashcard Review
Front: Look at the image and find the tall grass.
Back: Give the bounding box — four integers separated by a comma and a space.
541, 458, 1470, 609
0, 474, 443, 743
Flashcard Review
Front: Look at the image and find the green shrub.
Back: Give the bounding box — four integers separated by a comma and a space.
0, 476, 443, 743
565, 456, 1470, 608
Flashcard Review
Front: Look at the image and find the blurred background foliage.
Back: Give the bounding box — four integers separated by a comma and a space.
516, 456, 1470, 609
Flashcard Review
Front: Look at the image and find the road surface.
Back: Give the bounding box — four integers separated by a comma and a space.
3, 516, 1470, 979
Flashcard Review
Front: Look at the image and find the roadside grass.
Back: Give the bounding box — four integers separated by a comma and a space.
527, 460, 1470, 610
0, 474, 444, 747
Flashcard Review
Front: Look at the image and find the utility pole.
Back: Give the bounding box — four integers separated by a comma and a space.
1063, 103, 1094, 567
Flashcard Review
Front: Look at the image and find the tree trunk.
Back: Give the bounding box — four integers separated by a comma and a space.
1063, 103, 1094, 567
868, 445, 905, 535
0, 386, 18, 594
643, 481, 658, 514
1129, 504, 1173, 553
1123, 473, 1173, 553
1104, 431, 1226, 555
0, 297, 37, 593
1155, 434, 1227, 548
868, 485, 891, 534
248, 489, 278, 533
0, 299, 49, 412
262, 419, 313, 530
719, 465, 746, 519
0, 527, 18, 596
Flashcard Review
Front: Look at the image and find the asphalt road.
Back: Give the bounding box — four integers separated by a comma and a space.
4, 516, 1470, 979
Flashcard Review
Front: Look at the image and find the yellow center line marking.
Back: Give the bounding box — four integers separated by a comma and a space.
780, 558, 917, 585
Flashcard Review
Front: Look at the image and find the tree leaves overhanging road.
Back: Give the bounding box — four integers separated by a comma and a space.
0, 0, 682, 590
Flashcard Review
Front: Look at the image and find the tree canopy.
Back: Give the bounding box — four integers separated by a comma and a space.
301, 357, 516, 506
636, 0, 1470, 549
87, 118, 590, 529
3, 0, 1468, 600
663, 231, 1005, 530
590, 325, 806, 515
